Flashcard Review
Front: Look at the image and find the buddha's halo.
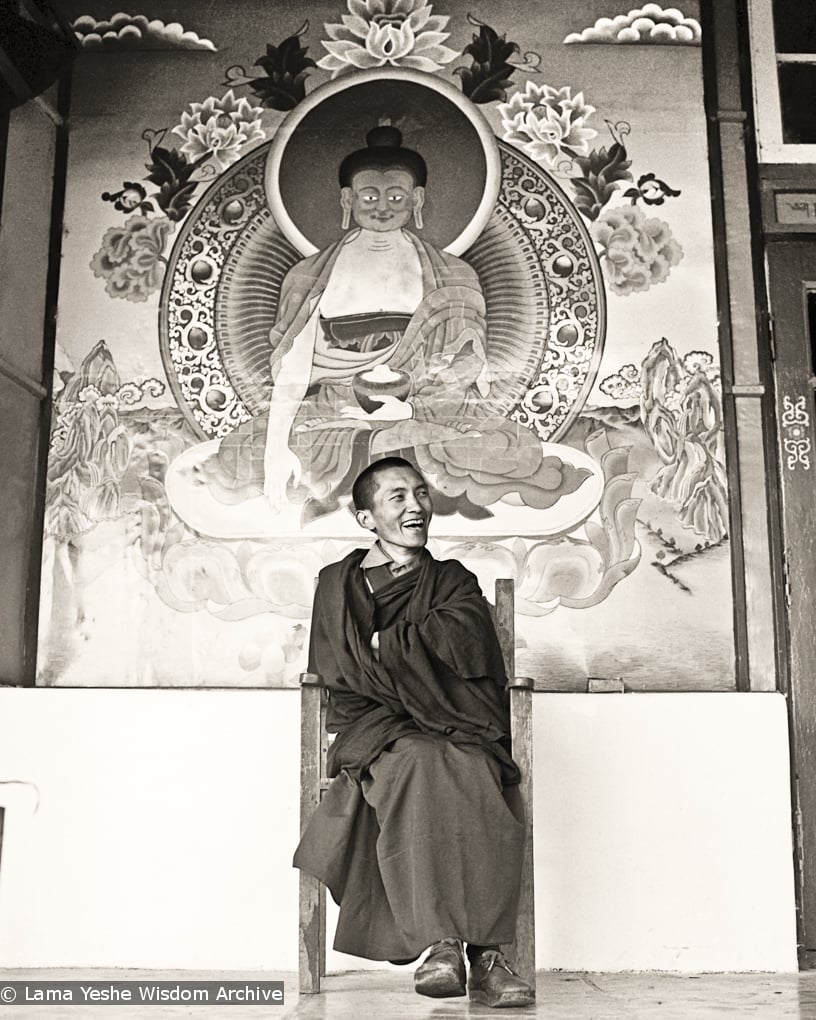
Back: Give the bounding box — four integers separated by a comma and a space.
265, 68, 501, 257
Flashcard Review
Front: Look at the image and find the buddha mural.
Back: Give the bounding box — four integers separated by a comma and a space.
162, 70, 606, 541
195, 124, 590, 524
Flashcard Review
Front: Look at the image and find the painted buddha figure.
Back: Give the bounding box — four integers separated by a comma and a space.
201, 126, 587, 522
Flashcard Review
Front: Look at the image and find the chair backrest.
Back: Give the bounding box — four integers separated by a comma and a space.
493, 577, 516, 677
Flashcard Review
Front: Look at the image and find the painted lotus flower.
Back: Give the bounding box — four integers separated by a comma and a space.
498, 82, 597, 167
90, 215, 174, 303
172, 89, 265, 171
591, 204, 683, 296
519, 540, 606, 603
317, 0, 459, 77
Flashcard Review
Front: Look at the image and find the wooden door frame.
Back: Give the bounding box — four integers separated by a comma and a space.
764, 240, 816, 967
718, 0, 816, 965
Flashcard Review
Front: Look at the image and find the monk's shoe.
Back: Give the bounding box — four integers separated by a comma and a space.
467, 949, 535, 1008
414, 937, 466, 998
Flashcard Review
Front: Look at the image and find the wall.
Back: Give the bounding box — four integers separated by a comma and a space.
35, 0, 739, 692
531, 692, 796, 972
0, 689, 797, 972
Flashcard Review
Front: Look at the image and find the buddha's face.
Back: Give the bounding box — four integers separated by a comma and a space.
341, 168, 425, 233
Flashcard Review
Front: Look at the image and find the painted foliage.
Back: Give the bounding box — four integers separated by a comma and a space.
38, 1, 732, 689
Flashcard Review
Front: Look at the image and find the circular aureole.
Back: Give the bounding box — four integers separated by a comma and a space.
160, 85, 605, 444
265, 68, 501, 257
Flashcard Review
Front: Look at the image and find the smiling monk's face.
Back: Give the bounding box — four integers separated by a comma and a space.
355, 465, 433, 561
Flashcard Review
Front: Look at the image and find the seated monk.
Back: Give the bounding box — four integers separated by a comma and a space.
293, 457, 536, 1008
200, 126, 591, 523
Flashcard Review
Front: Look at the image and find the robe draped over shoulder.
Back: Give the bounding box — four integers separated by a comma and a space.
308, 548, 519, 785
269, 231, 489, 397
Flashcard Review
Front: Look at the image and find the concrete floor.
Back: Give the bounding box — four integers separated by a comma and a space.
1, 970, 816, 1018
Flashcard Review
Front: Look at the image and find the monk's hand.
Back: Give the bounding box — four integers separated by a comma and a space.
339, 396, 413, 421
263, 447, 302, 513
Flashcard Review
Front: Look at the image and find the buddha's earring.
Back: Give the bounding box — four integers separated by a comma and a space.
341, 207, 351, 230
413, 207, 423, 230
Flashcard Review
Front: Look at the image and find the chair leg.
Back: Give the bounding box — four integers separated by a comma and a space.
299, 872, 322, 994
509, 683, 536, 991
318, 880, 326, 978
514, 824, 536, 991
299, 680, 325, 993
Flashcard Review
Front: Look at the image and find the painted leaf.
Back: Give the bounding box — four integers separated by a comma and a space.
454, 20, 519, 104
155, 180, 199, 221
570, 142, 633, 221
144, 147, 210, 221
584, 519, 610, 568
249, 26, 317, 111
600, 446, 632, 482
144, 146, 189, 187
139, 475, 172, 532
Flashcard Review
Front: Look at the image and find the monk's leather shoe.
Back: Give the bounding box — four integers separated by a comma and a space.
414, 937, 466, 997
467, 949, 535, 1008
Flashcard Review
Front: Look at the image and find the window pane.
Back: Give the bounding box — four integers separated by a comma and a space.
779, 62, 816, 143
773, 0, 816, 54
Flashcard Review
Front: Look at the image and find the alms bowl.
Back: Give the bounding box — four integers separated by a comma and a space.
352, 368, 411, 413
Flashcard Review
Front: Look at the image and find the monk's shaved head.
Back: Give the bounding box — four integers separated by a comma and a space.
352, 457, 425, 512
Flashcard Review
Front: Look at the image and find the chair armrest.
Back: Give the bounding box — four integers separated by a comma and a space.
506, 675, 535, 691
300, 672, 326, 687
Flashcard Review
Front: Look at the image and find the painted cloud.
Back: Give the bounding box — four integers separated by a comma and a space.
564, 4, 701, 45
72, 13, 216, 51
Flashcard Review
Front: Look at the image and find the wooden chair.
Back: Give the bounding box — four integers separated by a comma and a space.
298, 577, 535, 994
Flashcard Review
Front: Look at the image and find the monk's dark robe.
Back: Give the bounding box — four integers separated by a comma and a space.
293, 548, 525, 961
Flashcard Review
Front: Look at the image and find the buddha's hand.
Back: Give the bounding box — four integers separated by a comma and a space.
263, 447, 302, 513
340, 396, 413, 421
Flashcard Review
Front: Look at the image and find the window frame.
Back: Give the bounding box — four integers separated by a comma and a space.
748, 0, 816, 162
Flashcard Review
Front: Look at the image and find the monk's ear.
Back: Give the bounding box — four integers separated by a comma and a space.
412, 186, 425, 214
340, 187, 353, 212
355, 508, 377, 533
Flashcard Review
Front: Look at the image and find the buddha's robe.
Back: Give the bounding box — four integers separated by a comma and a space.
293, 548, 525, 961
204, 232, 592, 518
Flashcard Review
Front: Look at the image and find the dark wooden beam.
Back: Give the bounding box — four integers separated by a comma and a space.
22, 67, 70, 687
701, 0, 779, 691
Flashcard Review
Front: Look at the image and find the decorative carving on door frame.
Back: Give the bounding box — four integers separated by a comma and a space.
781, 394, 812, 471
